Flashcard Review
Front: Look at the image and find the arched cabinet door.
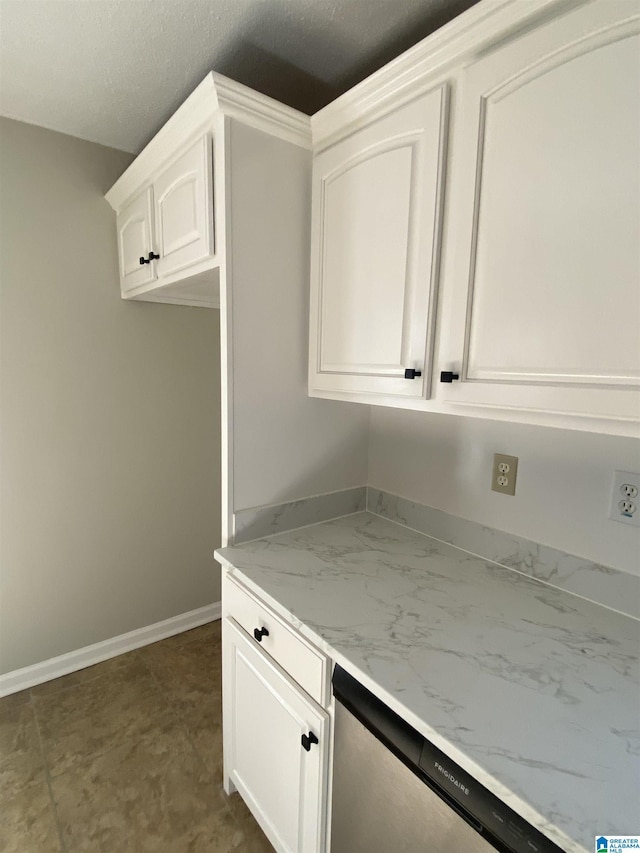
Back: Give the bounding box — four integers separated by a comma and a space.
440, 0, 640, 427
309, 86, 449, 400
116, 187, 156, 293
154, 134, 214, 279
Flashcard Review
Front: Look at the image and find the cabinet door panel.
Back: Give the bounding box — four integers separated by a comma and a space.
321, 144, 413, 370
154, 135, 214, 278
116, 187, 156, 292
223, 618, 328, 853
441, 1, 640, 423
310, 86, 448, 399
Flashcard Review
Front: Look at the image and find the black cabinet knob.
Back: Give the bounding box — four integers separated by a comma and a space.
147, 251, 160, 261
301, 731, 319, 751
139, 256, 150, 265
440, 371, 460, 383
404, 369, 422, 379
253, 626, 269, 642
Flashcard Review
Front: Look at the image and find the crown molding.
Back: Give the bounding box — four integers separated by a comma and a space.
311, 0, 583, 151
211, 73, 312, 151
106, 72, 311, 210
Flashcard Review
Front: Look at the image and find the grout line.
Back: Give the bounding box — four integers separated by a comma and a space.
29, 688, 69, 853
28, 650, 154, 787
142, 632, 270, 846
24, 627, 231, 853
137, 637, 244, 827
137, 646, 219, 782
29, 651, 142, 700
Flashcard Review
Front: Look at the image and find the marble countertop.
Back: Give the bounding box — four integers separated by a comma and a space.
215, 512, 639, 853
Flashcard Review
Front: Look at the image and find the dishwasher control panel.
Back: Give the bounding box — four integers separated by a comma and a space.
419, 737, 551, 852
333, 665, 564, 853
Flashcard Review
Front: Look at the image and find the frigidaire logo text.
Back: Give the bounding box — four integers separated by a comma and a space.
434, 762, 470, 796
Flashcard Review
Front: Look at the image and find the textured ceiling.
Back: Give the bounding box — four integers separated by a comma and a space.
0, 0, 477, 154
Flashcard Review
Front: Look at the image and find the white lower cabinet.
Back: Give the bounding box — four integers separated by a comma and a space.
222, 582, 330, 853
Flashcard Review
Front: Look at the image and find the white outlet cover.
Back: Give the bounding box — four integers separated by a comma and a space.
609, 470, 640, 527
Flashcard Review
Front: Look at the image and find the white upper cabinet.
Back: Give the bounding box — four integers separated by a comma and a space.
439, 0, 640, 427
107, 73, 312, 310
109, 131, 218, 307
309, 87, 448, 399
153, 135, 214, 279
116, 187, 156, 293
309, 0, 640, 435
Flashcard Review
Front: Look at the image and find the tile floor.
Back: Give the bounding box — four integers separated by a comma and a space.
0, 621, 273, 852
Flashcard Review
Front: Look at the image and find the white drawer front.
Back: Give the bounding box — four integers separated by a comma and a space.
224, 576, 329, 707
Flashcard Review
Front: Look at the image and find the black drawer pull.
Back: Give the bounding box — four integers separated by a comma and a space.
253, 626, 269, 642
139, 252, 159, 265
404, 368, 422, 379
440, 371, 460, 383
301, 732, 318, 751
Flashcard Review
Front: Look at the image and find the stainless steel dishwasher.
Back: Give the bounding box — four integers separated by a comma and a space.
331, 666, 563, 853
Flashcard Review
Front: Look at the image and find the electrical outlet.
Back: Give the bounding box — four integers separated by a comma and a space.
491, 454, 518, 496
609, 471, 640, 527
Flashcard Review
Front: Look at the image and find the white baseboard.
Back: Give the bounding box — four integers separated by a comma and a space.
0, 602, 222, 698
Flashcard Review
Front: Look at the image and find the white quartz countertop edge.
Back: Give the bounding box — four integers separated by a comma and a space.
215, 552, 583, 853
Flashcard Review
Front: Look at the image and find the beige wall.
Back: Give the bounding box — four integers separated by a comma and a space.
228, 120, 370, 517
0, 118, 221, 675
368, 408, 640, 576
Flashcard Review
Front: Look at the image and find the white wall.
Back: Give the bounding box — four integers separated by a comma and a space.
226, 119, 369, 519
368, 407, 640, 575
0, 118, 221, 675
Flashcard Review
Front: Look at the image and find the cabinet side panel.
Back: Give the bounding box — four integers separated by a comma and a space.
226, 120, 369, 515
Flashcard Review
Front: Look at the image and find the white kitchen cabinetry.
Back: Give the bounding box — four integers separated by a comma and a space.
106, 73, 311, 310
109, 131, 216, 307
309, 87, 448, 399
439, 0, 640, 426
116, 187, 156, 293
153, 135, 214, 279
107, 72, 314, 542
223, 576, 330, 853
309, 0, 640, 436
